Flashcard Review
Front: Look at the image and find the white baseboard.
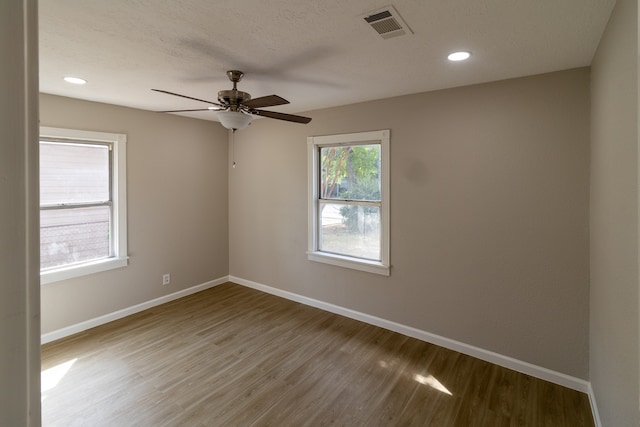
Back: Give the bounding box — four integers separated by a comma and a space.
587, 383, 602, 427
230, 275, 590, 394
40, 276, 228, 344
41, 274, 595, 405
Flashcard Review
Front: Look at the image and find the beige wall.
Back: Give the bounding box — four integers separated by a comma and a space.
230, 68, 591, 379
590, 0, 640, 425
0, 1, 40, 425
39, 95, 229, 334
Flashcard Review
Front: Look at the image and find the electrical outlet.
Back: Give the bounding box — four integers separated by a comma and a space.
162, 273, 170, 285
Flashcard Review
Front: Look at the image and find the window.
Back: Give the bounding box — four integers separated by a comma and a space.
308, 130, 390, 275
40, 127, 128, 284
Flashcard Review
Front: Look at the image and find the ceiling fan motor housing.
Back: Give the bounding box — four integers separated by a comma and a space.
218, 89, 251, 109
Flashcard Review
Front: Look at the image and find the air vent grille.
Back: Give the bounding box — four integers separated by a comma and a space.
364, 11, 392, 24
370, 18, 403, 35
362, 5, 413, 39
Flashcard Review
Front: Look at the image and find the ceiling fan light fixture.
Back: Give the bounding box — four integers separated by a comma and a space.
217, 110, 252, 130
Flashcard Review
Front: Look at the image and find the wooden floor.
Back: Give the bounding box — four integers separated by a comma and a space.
41, 282, 594, 427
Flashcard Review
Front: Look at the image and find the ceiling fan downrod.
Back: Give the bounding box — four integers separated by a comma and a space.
227, 70, 244, 90
219, 70, 250, 108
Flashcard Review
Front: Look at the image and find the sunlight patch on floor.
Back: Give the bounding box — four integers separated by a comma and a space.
378, 358, 452, 396
41, 358, 77, 401
413, 373, 453, 396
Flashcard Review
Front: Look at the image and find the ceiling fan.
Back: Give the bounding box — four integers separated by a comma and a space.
152, 70, 312, 130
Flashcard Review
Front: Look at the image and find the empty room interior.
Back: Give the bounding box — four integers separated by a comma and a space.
2, 0, 640, 426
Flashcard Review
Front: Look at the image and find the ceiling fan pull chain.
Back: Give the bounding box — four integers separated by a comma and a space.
232, 129, 237, 169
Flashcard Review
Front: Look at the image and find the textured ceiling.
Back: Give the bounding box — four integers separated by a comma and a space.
39, 0, 615, 122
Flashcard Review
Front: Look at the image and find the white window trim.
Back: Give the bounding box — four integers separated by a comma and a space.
307, 129, 390, 276
39, 127, 128, 284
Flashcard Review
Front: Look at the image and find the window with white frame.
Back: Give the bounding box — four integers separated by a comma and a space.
308, 129, 390, 276
39, 127, 128, 284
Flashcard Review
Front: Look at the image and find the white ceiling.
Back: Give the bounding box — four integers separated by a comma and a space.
39, 0, 616, 122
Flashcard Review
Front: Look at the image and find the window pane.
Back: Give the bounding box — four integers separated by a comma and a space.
319, 202, 380, 261
40, 142, 110, 204
320, 144, 380, 201
40, 206, 111, 269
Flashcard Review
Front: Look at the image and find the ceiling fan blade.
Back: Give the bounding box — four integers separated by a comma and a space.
152, 89, 224, 107
156, 108, 221, 113
242, 95, 289, 109
251, 109, 311, 124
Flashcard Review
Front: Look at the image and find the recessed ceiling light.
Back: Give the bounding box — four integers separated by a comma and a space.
63, 76, 87, 85
447, 51, 471, 62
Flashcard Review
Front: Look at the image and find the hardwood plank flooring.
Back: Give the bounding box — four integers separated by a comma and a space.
41, 282, 594, 426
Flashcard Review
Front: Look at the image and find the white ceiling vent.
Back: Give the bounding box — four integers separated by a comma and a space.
362, 5, 413, 39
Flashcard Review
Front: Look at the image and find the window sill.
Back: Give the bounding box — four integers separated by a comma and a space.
40, 256, 128, 285
307, 251, 390, 276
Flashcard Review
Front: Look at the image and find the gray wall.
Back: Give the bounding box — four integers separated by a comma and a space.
590, 0, 640, 425
39, 94, 229, 334
229, 68, 591, 379
0, 0, 40, 425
